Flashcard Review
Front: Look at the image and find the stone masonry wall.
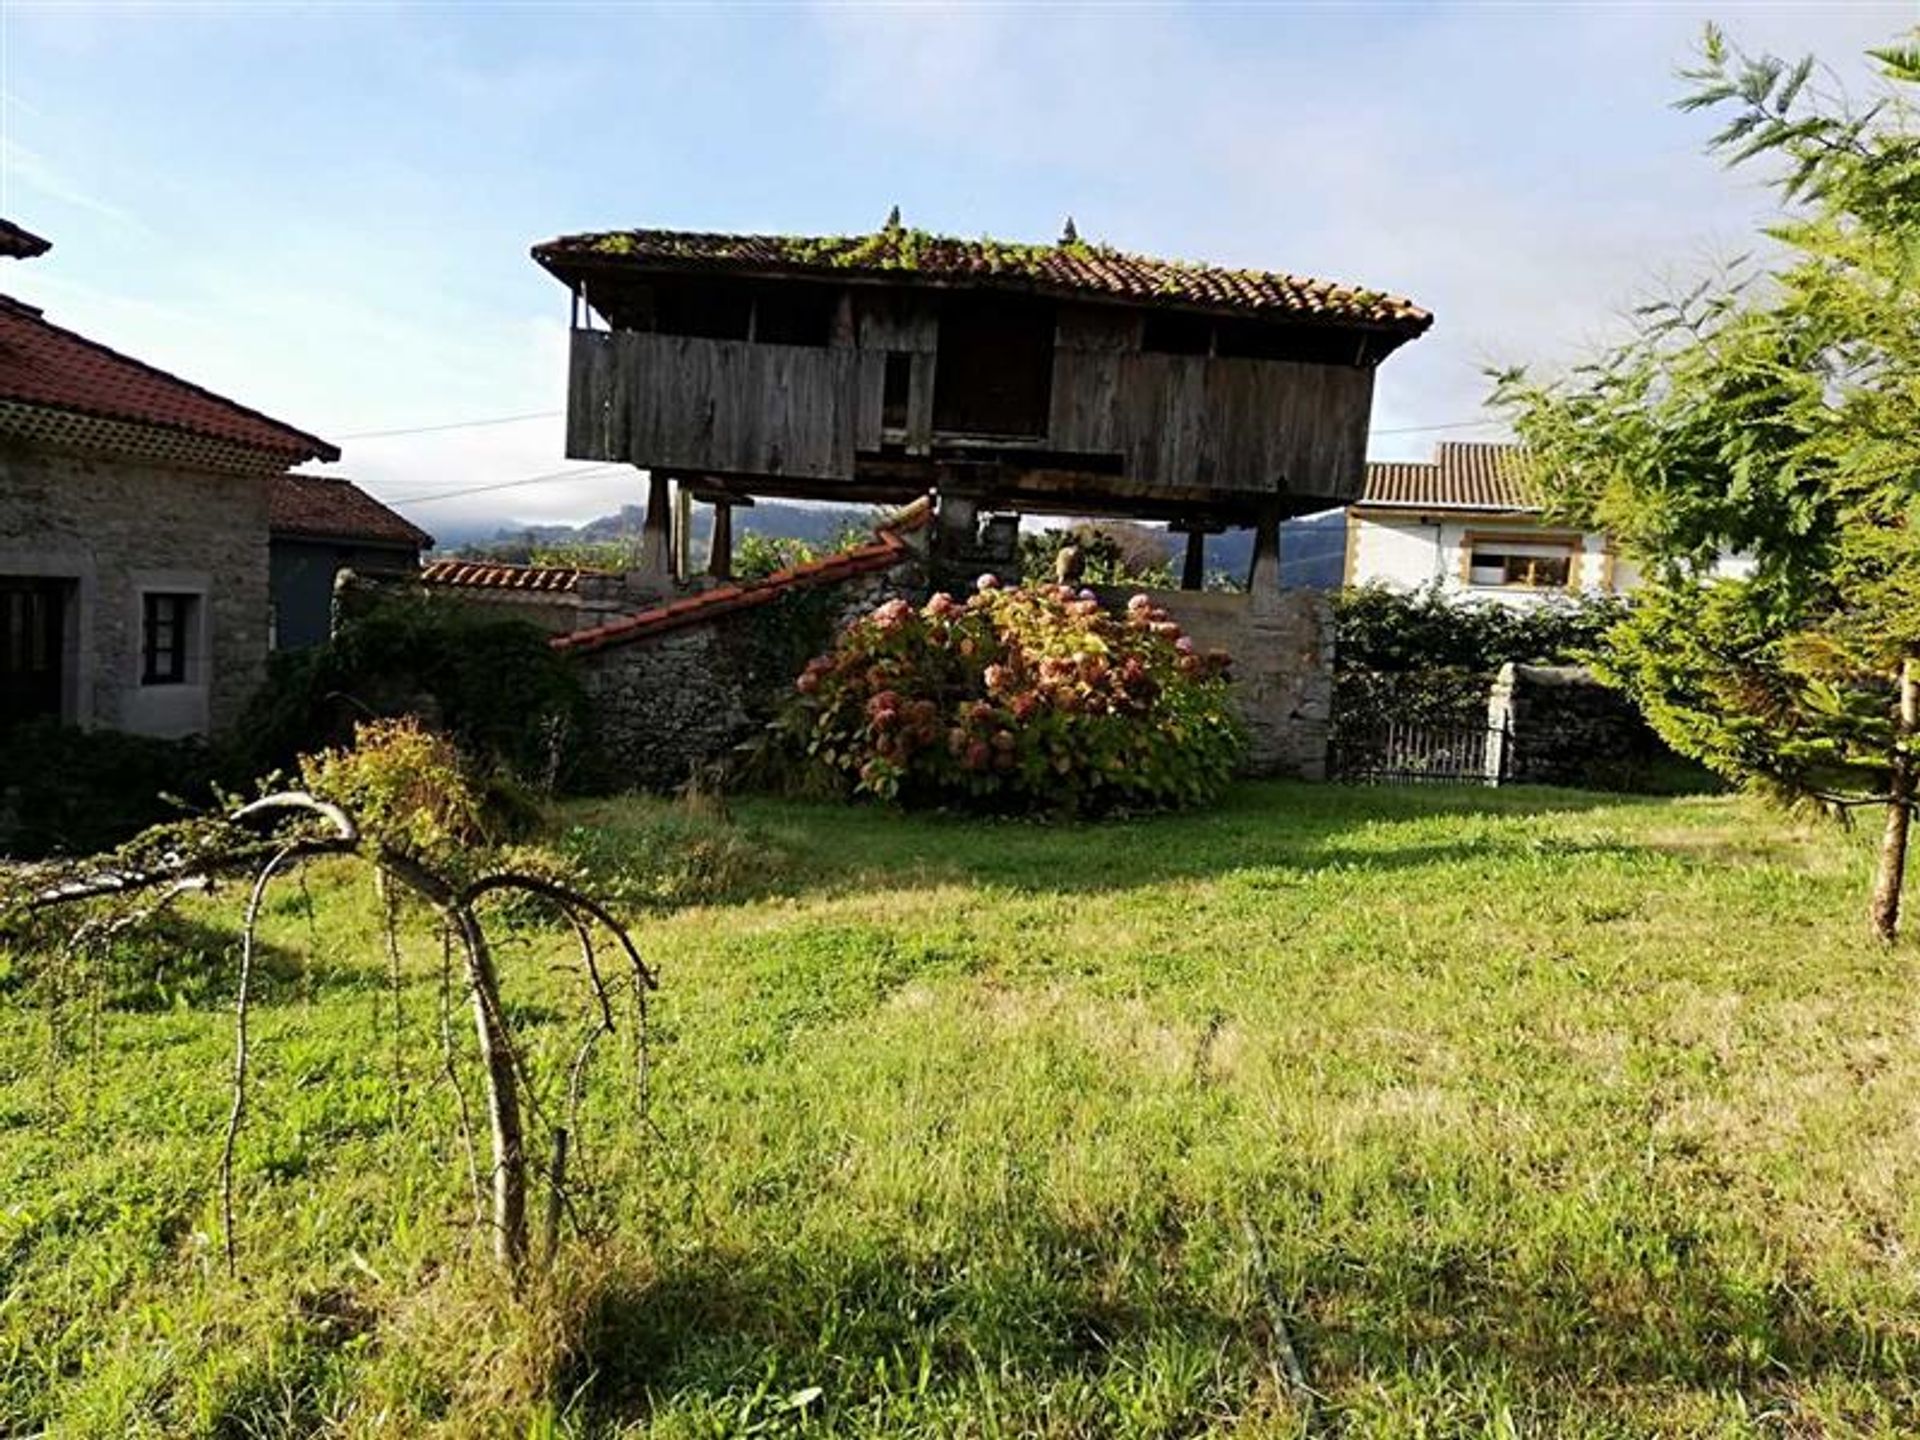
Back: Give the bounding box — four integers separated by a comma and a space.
579, 566, 913, 791
0, 440, 272, 737
1100, 585, 1336, 780
577, 530, 1336, 792
1485, 662, 1665, 788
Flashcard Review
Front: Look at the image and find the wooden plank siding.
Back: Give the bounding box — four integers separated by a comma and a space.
1046, 348, 1373, 501
568, 307, 1376, 508
568, 330, 869, 480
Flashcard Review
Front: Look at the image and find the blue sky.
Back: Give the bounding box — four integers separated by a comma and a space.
1, 1, 1911, 539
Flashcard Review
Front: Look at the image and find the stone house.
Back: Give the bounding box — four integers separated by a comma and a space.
269, 474, 430, 651
0, 221, 338, 736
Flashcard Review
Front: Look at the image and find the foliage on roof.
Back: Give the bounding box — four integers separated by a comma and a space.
534, 219, 1431, 331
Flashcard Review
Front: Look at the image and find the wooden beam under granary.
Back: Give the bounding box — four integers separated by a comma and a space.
531, 218, 1431, 583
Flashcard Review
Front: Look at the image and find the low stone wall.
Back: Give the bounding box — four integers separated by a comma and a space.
577, 566, 916, 791
1098, 585, 1335, 780
1486, 663, 1665, 788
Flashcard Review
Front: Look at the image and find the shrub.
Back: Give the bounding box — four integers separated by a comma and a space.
1333, 583, 1627, 674
240, 595, 593, 792
733, 533, 819, 582
775, 579, 1244, 816
1019, 521, 1176, 588
0, 720, 226, 859
297, 717, 502, 863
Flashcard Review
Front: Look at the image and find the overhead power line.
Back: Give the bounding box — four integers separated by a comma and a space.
336, 410, 563, 441
1369, 418, 1507, 436
389, 462, 631, 507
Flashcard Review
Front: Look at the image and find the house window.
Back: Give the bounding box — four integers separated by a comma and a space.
142, 592, 196, 685
750, 285, 837, 347
1466, 540, 1575, 589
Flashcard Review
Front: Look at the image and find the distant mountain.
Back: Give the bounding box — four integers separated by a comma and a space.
446, 496, 1338, 589
452, 500, 883, 562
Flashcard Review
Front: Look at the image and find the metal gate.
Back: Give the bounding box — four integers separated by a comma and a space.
1330, 719, 1509, 786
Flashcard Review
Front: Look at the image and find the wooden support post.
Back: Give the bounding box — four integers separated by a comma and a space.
691, 489, 751, 581
1170, 518, 1225, 592
1181, 529, 1206, 591
708, 501, 734, 579
673, 482, 693, 583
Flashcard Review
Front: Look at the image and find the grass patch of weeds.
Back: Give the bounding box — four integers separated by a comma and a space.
5, 782, 1920, 1434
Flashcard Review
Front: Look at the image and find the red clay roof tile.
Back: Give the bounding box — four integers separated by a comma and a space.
551, 504, 925, 656
0, 297, 337, 462
271, 474, 432, 548
534, 226, 1430, 333
1360, 441, 1537, 512
422, 558, 595, 593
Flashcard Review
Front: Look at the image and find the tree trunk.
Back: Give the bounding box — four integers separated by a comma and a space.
1870, 659, 1917, 944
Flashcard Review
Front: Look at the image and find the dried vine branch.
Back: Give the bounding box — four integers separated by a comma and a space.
222, 843, 300, 1277
5, 790, 653, 1280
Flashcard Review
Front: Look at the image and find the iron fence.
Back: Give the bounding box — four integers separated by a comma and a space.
1330, 719, 1509, 786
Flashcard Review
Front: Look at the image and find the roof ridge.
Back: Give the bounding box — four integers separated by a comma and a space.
533, 227, 1431, 332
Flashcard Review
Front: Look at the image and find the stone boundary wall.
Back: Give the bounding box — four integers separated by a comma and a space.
578, 574, 1336, 792
1485, 662, 1665, 788
575, 561, 922, 792
1102, 586, 1335, 780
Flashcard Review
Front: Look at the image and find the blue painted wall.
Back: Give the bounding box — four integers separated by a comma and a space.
269, 538, 419, 651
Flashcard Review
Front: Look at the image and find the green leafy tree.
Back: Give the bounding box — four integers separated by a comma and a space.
1494, 27, 1920, 939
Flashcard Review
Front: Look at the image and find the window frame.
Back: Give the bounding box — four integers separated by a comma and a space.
1460, 531, 1583, 591
140, 590, 197, 687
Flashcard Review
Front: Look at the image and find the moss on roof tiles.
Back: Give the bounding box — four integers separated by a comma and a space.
539, 223, 1432, 331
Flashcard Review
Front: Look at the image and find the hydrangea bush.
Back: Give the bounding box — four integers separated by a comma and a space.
778, 578, 1244, 815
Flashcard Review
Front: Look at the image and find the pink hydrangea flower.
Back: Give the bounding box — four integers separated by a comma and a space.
976, 573, 1000, 591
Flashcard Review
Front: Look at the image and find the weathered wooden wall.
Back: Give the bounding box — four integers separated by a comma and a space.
1047, 335, 1374, 502
569, 330, 883, 479
569, 297, 1376, 507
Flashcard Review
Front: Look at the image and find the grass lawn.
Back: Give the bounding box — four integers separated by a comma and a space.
5, 781, 1920, 1436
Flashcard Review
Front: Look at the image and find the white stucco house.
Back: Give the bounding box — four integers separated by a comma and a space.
1343, 441, 1644, 605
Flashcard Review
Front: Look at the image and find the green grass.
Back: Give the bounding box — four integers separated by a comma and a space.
5, 782, 1920, 1436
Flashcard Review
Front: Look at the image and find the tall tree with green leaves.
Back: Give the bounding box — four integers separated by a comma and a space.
1495, 27, 1920, 940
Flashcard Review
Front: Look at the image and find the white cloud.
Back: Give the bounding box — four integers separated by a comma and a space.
811, 1, 1911, 459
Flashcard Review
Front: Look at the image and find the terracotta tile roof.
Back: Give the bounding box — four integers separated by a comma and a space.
0, 296, 337, 464
1360, 441, 1538, 512
423, 558, 593, 594
534, 225, 1431, 333
271, 474, 432, 549
0, 218, 50, 260
553, 497, 932, 655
